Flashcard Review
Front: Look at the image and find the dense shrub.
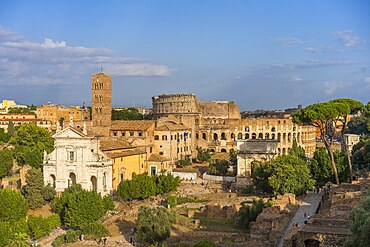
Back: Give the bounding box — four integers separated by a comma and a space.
0, 219, 29, 247
51, 184, 107, 227
42, 184, 56, 202
137, 206, 176, 244
193, 240, 216, 247
166, 196, 210, 208
102, 195, 115, 211
0, 189, 28, 221
65, 230, 81, 243
117, 174, 180, 201
52, 235, 65, 247
175, 156, 192, 168
28, 214, 61, 239
208, 159, 230, 176
80, 222, 110, 239
196, 147, 212, 163
345, 191, 370, 247
252, 155, 315, 195
238, 199, 265, 230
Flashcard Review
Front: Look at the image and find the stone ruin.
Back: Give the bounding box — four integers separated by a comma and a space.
245, 193, 297, 246
182, 193, 298, 246
288, 178, 370, 247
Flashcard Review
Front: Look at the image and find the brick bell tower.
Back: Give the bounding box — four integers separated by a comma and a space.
91, 72, 112, 136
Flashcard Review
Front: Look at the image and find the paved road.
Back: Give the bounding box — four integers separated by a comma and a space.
277, 191, 324, 247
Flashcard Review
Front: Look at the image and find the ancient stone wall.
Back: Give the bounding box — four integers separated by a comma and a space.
198, 101, 241, 119
152, 94, 200, 117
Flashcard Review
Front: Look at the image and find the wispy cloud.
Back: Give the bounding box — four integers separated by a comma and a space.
324, 81, 341, 95
0, 27, 172, 86
332, 30, 360, 47
304, 47, 317, 53
269, 59, 355, 71
277, 36, 303, 45
291, 76, 303, 81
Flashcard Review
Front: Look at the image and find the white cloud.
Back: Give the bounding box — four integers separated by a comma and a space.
365, 77, 370, 84
332, 30, 360, 47
324, 81, 340, 95
291, 76, 303, 81
304, 47, 317, 53
0, 27, 172, 86
278, 37, 303, 45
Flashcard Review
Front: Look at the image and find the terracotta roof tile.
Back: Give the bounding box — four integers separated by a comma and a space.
155, 123, 191, 131
147, 154, 171, 162
111, 120, 155, 131
100, 138, 131, 151
104, 147, 146, 158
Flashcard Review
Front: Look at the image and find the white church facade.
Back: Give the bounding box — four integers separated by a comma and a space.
43, 126, 112, 196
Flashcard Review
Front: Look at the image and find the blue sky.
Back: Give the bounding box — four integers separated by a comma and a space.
0, 0, 369, 110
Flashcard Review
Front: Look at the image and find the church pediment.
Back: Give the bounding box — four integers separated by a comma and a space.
52, 127, 87, 139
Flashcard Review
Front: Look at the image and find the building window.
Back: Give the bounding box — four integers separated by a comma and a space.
113, 132, 117, 136
130, 131, 134, 137
159, 151, 164, 155
122, 132, 125, 136
138, 132, 143, 137
154, 135, 159, 140
162, 135, 167, 141
69, 151, 75, 162
150, 147, 153, 153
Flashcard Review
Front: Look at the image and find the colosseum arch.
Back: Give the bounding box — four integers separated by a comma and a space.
221, 148, 227, 153
288, 132, 292, 142
213, 133, 218, 141
245, 133, 250, 139
271, 127, 276, 132
252, 133, 256, 139
231, 133, 235, 140
221, 132, 226, 140
258, 133, 263, 139
202, 133, 207, 140
238, 133, 242, 139
278, 133, 281, 142
265, 133, 270, 139
272, 133, 276, 139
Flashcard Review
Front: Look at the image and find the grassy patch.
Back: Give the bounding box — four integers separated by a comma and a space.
196, 217, 239, 232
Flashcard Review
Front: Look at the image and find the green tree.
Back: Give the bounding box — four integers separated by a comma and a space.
208, 159, 230, 176
102, 195, 115, 211
136, 206, 176, 244
293, 101, 349, 184
345, 191, 370, 247
7, 121, 15, 138
10, 123, 54, 168
330, 98, 363, 182
0, 149, 13, 179
116, 173, 156, 200
229, 149, 237, 166
112, 108, 148, 120
238, 199, 264, 230
311, 148, 348, 185
347, 116, 370, 135
51, 184, 106, 227
289, 139, 306, 160
0, 128, 11, 143
0, 189, 28, 221
196, 147, 212, 163
42, 184, 56, 202
252, 155, 315, 195
24, 168, 45, 209
352, 138, 370, 170
155, 174, 180, 195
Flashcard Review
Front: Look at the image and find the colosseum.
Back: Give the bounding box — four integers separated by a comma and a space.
152, 93, 316, 157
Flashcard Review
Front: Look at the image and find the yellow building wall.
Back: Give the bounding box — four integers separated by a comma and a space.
112, 153, 148, 190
